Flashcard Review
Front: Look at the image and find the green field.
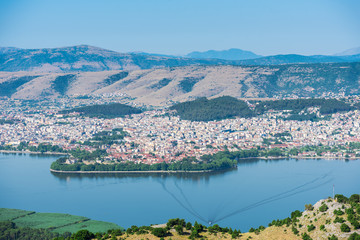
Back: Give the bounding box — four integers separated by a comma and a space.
0, 208, 34, 221
54, 220, 123, 234
0, 208, 122, 233
13, 212, 88, 229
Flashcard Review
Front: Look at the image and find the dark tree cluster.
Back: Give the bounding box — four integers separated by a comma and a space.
170, 96, 254, 121
0, 76, 39, 97
104, 71, 129, 85
60, 103, 142, 118
149, 78, 172, 90
178, 76, 205, 93
52, 74, 77, 96
83, 128, 128, 146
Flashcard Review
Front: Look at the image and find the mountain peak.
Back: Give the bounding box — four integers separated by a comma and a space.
186, 48, 262, 60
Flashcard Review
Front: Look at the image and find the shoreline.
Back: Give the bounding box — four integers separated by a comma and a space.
50, 169, 214, 174
1, 150, 358, 160
237, 156, 359, 160
0, 150, 67, 155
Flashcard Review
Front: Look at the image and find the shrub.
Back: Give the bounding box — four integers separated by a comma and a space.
334, 217, 345, 223
301, 232, 313, 240
327, 234, 338, 240
167, 218, 185, 228
350, 220, 360, 229
333, 209, 344, 215
346, 208, 355, 215
320, 224, 325, 231
307, 224, 316, 232
305, 204, 314, 211
319, 204, 329, 212
340, 223, 350, 232
292, 226, 299, 234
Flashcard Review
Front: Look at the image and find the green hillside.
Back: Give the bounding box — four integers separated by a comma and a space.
170, 96, 254, 121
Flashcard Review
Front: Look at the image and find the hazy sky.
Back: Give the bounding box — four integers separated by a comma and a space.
0, 0, 359, 56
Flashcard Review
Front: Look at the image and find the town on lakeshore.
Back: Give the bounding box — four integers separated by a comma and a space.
1, 95, 360, 171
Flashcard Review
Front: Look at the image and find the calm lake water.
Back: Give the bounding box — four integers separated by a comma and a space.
1, 153, 359, 231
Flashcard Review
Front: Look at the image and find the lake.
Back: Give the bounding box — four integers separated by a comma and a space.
0, 153, 359, 231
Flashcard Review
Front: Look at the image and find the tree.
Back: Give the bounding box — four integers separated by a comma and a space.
70, 230, 94, 240
335, 194, 348, 203
231, 229, 241, 238
175, 225, 183, 235
289, 148, 299, 156
291, 210, 302, 219
190, 228, 200, 238
349, 194, 360, 203
152, 227, 167, 237
186, 222, 192, 230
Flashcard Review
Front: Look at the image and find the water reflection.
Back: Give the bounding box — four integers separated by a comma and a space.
51, 168, 237, 181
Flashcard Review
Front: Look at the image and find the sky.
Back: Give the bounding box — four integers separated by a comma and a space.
0, 0, 359, 56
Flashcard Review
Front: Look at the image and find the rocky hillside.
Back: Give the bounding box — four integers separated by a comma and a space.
1, 62, 359, 106
243, 195, 360, 240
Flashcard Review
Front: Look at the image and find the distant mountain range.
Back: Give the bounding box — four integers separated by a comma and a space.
334, 47, 360, 56
1, 62, 359, 106
185, 48, 262, 60
238, 54, 360, 65
0, 45, 359, 72
0, 45, 228, 72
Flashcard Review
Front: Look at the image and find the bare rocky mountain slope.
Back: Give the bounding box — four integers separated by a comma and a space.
1, 62, 360, 106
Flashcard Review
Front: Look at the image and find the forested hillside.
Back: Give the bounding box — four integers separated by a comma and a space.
60, 103, 142, 118
170, 96, 254, 121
